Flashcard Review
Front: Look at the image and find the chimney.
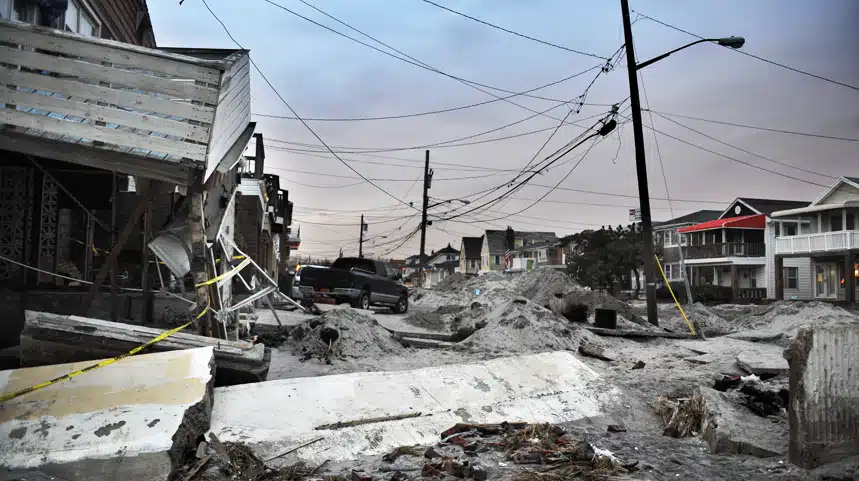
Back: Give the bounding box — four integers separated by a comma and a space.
505, 226, 515, 252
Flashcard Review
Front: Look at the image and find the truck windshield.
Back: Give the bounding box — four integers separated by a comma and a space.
332, 258, 376, 273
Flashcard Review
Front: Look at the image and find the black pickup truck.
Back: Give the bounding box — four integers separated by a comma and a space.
295, 257, 409, 313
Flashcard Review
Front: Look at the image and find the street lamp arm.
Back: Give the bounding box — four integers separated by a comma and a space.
636, 37, 745, 70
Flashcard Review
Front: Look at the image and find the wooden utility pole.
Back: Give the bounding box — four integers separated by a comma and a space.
620, 0, 658, 326
418, 150, 432, 285
358, 214, 365, 258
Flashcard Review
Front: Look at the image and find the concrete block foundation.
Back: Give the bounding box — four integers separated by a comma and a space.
210, 351, 621, 464
0, 347, 215, 481
785, 323, 859, 469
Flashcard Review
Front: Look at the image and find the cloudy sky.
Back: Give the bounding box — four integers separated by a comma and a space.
150, 0, 859, 260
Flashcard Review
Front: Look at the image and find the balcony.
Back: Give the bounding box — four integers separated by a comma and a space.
683, 242, 765, 259
0, 20, 253, 186
774, 231, 859, 255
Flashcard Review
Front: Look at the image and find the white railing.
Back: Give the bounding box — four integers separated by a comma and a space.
775, 231, 859, 255
0, 20, 251, 185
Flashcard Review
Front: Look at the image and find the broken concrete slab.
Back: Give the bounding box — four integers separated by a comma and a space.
587, 327, 695, 339
697, 386, 787, 458
737, 350, 789, 377
210, 351, 621, 464
0, 347, 215, 481
20, 310, 268, 386
683, 353, 721, 365
398, 337, 456, 349
578, 341, 619, 362
785, 323, 859, 469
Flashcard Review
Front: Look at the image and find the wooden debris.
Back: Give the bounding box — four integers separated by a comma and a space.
587, 327, 696, 339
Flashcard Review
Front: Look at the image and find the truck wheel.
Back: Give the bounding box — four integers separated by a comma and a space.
353, 290, 370, 310
392, 294, 408, 314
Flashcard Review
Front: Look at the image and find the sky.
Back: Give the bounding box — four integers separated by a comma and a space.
149, 0, 859, 260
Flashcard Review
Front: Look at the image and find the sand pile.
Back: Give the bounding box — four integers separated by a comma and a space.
728, 301, 859, 343
289, 307, 405, 361
456, 299, 590, 354
656, 303, 734, 336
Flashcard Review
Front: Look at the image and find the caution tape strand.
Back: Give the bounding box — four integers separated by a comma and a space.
0, 306, 210, 404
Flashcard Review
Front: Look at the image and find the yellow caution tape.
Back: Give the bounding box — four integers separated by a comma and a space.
194, 258, 251, 287
654, 255, 696, 335
0, 306, 210, 404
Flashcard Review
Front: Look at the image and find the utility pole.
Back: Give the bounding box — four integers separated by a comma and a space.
620, 0, 658, 326
358, 214, 365, 258
418, 149, 432, 285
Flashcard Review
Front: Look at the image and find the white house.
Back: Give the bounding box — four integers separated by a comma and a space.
768, 176, 859, 304
423, 244, 459, 288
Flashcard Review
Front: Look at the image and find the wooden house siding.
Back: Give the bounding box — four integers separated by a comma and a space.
88, 0, 154, 47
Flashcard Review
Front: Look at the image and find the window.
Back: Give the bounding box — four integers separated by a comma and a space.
664, 264, 672, 280
831, 215, 843, 232
784, 267, 798, 290
494, 255, 500, 265
64, 0, 98, 37
785, 223, 798, 236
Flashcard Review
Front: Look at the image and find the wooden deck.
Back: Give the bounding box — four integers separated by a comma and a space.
0, 20, 253, 185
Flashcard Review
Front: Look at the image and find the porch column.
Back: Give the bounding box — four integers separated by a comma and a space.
730, 264, 739, 300
843, 208, 848, 231
846, 253, 856, 306
775, 256, 785, 300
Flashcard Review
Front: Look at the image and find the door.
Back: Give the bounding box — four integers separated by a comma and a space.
815, 262, 838, 299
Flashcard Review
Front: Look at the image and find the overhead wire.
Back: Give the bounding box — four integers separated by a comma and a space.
201, 0, 419, 211
619, 114, 831, 188
418, 0, 608, 59
260, 0, 604, 125
251, 66, 608, 122
644, 110, 859, 143
648, 111, 838, 180
633, 10, 859, 92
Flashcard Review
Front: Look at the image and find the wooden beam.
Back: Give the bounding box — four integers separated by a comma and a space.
0, 131, 196, 186
141, 181, 153, 325
78, 180, 151, 316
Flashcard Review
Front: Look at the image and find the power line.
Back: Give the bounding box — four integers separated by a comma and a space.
251, 65, 606, 122
649, 111, 838, 180
621, 114, 830, 188
281, 178, 367, 189
201, 0, 418, 211
633, 10, 859, 92
266, 167, 508, 182
418, 0, 607, 59
260, 0, 603, 125
645, 110, 859, 143
265, 106, 610, 155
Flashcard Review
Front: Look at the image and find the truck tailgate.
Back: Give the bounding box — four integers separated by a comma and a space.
298, 266, 353, 291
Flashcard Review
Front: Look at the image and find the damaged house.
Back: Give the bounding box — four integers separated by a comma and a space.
0, 2, 294, 348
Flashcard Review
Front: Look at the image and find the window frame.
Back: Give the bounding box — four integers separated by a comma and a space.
784, 267, 798, 290
64, 0, 101, 37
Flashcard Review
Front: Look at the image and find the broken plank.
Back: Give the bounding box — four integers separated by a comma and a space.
586, 327, 697, 339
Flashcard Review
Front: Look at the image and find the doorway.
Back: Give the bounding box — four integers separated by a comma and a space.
814, 262, 838, 299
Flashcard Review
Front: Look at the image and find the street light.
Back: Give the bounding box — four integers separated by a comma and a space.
620, 0, 744, 326
636, 37, 746, 70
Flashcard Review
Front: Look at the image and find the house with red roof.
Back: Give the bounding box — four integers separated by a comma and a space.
669, 197, 810, 301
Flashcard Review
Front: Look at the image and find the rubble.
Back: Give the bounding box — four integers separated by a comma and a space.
209, 352, 617, 464
737, 350, 790, 377
0, 347, 215, 481
786, 323, 859, 469
287, 307, 406, 362
697, 386, 788, 458
728, 301, 859, 344
20, 310, 269, 386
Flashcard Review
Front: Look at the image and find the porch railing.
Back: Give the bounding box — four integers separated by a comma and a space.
683, 242, 766, 259
736, 288, 767, 300
0, 20, 252, 185
774, 231, 859, 255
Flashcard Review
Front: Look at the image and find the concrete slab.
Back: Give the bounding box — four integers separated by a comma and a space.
0, 347, 215, 481
786, 323, 859, 469
210, 351, 620, 464
698, 386, 787, 458
21, 310, 268, 386
737, 350, 789, 377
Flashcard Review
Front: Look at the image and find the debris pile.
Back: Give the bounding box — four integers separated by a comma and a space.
729, 301, 859, 343
653, 392, 707, 438
288, 307, 405, 362
380, 422, 633, 481
179, 433, 331, 481
456, 300, 590, 354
